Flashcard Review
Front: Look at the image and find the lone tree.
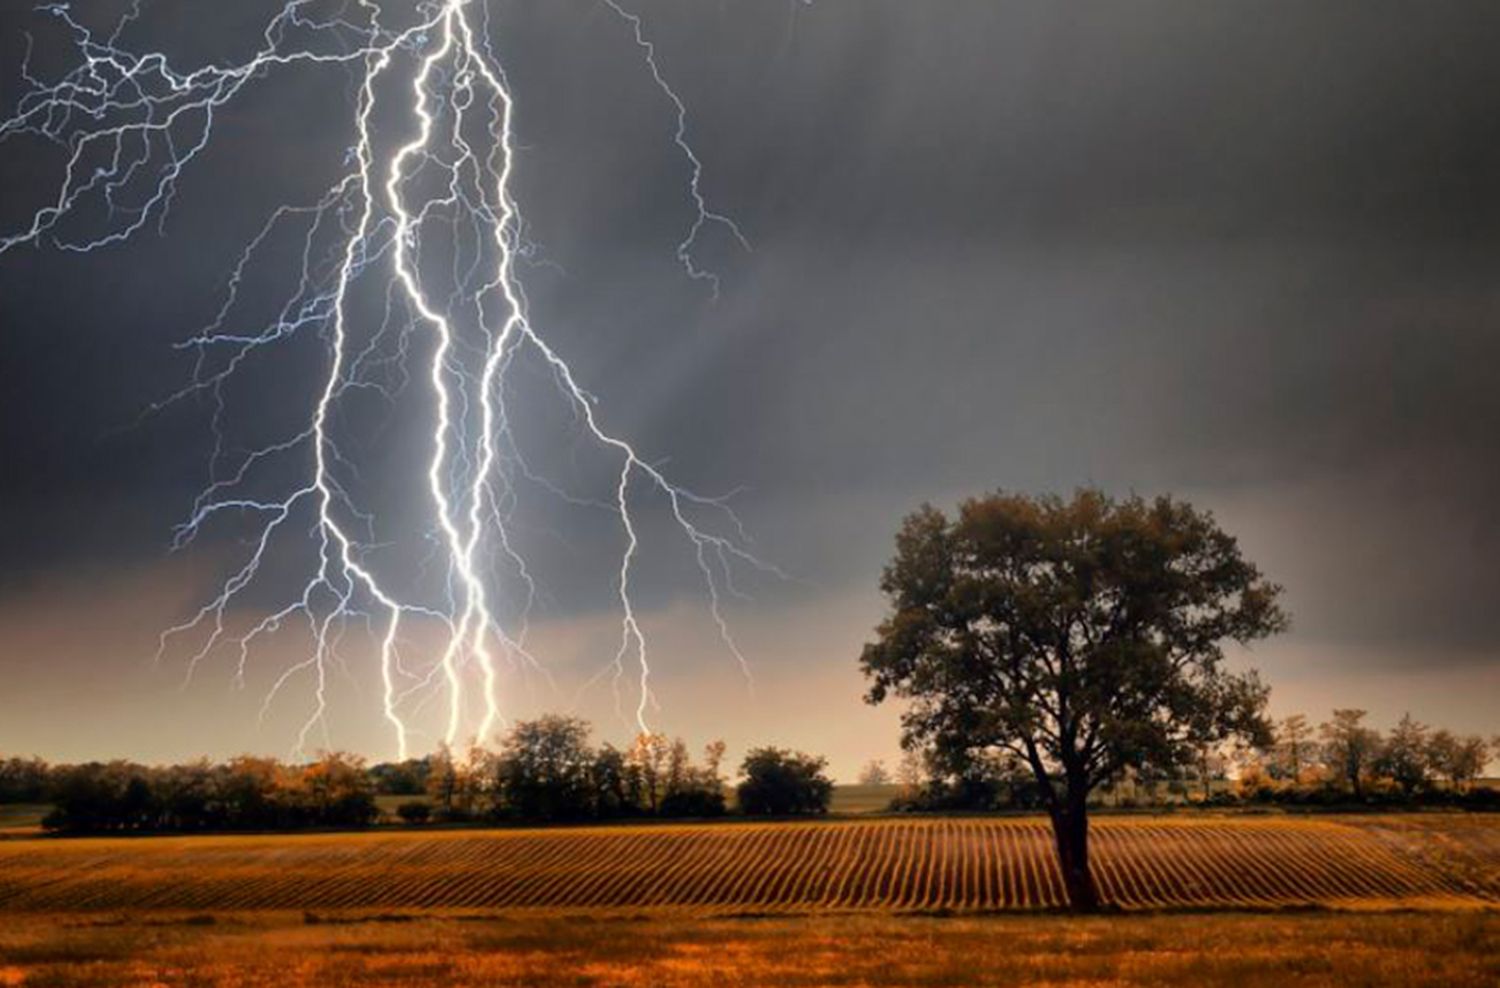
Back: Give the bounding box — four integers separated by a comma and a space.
861, 489, 1285, 911
857, 759, 892, 786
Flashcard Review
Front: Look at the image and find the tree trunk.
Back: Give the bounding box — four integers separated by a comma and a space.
1047, 792, 1100, 912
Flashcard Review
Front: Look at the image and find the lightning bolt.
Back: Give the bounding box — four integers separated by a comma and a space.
1, 0, 780, 757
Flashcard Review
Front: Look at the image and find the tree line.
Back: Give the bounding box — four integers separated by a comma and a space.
0, 715, 834, 834
881, 708, 1495, 812
1242, 709, 1492, 802
375, 716, 830, 823
1, 753, 380, 833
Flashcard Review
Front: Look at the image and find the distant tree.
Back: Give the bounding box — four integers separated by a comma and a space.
458, 741, 498, 817
659, 739, 728, 818
626, 733, 672, 815
155, 759, 215, 830
44, 761, 154, 832
0, 756, 50, 803
857, 760, 891, 787
1320, 709, 1383, 799
119, 775, 153, 828
861, 490, 1284, 910
1233, 753, 1275, 801
1190, 741, 1230, 802
895, 750, 927, 799
665, 739, 693, 799
1271, 714, 1317, 783
493, 716, 595, 820
590, 744, 634, 818
1376, 713, 1431, 796
736, 747, 834, 815
369, 758, 429, 796
299, 752, 379, 827
396, 800, 432, 824
219, 756, 283, 829
904, 746, 1036, 811
1452, 735, 1488, 790
1426, 731, 1488, 793
425, 744, 462, 820
702, 740, 727, 781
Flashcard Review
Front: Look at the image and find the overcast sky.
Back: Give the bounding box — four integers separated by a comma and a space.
2, 1, 1497, 777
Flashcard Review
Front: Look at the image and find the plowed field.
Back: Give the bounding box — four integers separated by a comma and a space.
1, 815, 1493, 914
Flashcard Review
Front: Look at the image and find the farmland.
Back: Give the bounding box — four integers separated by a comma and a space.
1, 814, 1494, 915
2, 910, 1496, 988
0, 815, 1495, 985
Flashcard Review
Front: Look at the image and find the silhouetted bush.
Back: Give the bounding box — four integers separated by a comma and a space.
661, 786, 726, 817
0, 756, 50, 803
736, 747, 833, 815
396, 800, 432, 824
889, 752, 1047, 812
370, 759, 430, 796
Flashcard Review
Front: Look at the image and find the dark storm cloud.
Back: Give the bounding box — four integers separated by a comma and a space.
3, 0, 1499, 671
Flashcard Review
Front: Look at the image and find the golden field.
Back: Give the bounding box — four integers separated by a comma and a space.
0, 910, 1495, 987
0, 815, 1495, 986
0, 814, 1495, 914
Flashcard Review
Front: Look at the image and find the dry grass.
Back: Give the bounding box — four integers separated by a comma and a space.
2, 816, 1494, 986
0, 910, 1494, 987
1354, 815, 1500, 898
1, 814, 1493, 914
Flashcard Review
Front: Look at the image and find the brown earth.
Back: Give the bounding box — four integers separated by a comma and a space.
1, 814, 1494, 915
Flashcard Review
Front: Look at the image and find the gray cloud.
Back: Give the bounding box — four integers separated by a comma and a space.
2, 1, 1498, 752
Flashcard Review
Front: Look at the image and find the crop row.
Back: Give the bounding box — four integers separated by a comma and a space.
0, 817, 1487, 913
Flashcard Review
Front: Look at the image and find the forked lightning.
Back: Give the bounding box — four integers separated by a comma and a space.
0, 0, 777, 757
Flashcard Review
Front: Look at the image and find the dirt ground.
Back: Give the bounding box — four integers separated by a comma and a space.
1, 910, 1496, 987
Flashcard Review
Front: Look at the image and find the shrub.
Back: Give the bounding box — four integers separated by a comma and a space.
736, 747, 833, 815
396, 800, 432, 824
660, 786, 726, 818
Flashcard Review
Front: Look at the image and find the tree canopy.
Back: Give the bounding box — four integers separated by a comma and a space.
736, 747, 834, 815
861, 488, 1286, 909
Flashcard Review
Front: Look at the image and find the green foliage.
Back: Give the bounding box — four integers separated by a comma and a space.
861, 488, 1286, 908
736, 747, 834, 815
862, 489, 1284, 793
